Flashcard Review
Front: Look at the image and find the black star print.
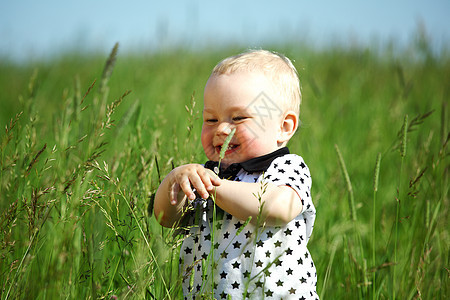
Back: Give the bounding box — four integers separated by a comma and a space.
300, 177, 305, 184
265, 250, 271, 257
288, 176, 295, 181
255, 281, 263, 288
273, 178, 280, 182
286, 268, 293, 275
226, 213, 232, 220
255, 260, 263, 267
232, 281, 240, 289
289, 287, 296, 294
264, 269, 271, 277
286, 248, 293, 255
202, 253, 208, 260
265, 290, 273, 297
253, 178, 258, 183
197, 264, 201, 272
220, 271, 227, 279
204, 233, 211, 241
196, 284, 201, 292
198, 244, 202, 251
184, 247, 192, 254
294, 169, 300, 175
243, 270, 251, 278
307, 271, 311, 277
274, 163, 278, 168
274, 258, 282, 267
300, 297, 306, 300
234, 221, 243, 230
276, 279, 283, 286
244, 250, 251, 258
285, 160, 291, 165
256, 240, 264, 247
221, 251, 228, 259
220, 291, 227, 299
274, 240, 282, 247
300, 162, 306, 169
305, 252, 309, 258
284, 228, 292, 235
232, 261, 240, 269
300, 277, 307, 283
214, 242, 219, 249
216, 222, 222, 230
297, 257, 303, 265
278, 168, 285, 173
245, 231, 252, 239
266, 230, 273, 238
223, 231, 230, 239
295, 221, 300, 228
193, 236, 199, 243
200, 224, 206, 231
233, 241, 241, 249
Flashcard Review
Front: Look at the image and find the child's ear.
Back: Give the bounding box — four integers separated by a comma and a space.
278, 111, 298, 145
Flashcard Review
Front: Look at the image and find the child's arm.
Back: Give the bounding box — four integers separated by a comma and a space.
213, 180, 302, 226
154, 164, 302, 227
153, 164, 222, 227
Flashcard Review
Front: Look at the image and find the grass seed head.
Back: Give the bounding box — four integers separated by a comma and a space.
219, 128, 236, 160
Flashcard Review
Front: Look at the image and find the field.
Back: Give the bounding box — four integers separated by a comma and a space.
0, 40, 448, 299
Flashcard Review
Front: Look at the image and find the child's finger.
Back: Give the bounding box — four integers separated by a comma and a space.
210, 173, 222, 186
178, 176, 196, 200
197, 170, 213, 191
199, 171, 217, 192
203, 168, 222, 187
189, 173, 210, 199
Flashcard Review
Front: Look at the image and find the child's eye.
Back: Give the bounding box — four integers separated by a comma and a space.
233, 116, 247, 122
205, 119, 218, 123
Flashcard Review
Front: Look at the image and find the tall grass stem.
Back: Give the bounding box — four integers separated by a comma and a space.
372, 152, 381, 300
394, 115, 408, 300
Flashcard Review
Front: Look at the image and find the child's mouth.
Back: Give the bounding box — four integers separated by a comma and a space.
216, 144, 239, 155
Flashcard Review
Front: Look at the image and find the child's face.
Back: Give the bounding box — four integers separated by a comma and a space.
201, 71, 285, 168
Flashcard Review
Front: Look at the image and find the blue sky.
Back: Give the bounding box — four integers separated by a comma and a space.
1, 0, 449, 61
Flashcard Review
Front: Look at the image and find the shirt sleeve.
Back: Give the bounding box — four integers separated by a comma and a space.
261, 154, 313, 216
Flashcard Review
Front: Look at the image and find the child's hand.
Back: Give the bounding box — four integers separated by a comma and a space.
168, 164, 221, 205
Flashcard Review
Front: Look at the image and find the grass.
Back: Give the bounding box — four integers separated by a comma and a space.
0, 40, 448, 299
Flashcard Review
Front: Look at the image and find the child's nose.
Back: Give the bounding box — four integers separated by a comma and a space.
217, 122, 233, 135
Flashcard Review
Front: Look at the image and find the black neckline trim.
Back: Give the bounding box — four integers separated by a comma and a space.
204, 147, 290, 179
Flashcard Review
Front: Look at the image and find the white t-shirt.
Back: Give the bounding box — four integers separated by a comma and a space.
179, 152, 318, 300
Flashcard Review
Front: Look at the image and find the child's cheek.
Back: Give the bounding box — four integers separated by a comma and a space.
236, 126, 259, 153
201, 129, 215, 159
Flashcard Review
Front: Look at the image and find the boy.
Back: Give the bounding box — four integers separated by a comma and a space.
154, 50, 318, 299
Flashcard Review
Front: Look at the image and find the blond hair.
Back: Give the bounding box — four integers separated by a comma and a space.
211, 49, 301, 116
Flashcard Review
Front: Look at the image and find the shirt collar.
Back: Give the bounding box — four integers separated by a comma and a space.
204, 147, 290, 179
